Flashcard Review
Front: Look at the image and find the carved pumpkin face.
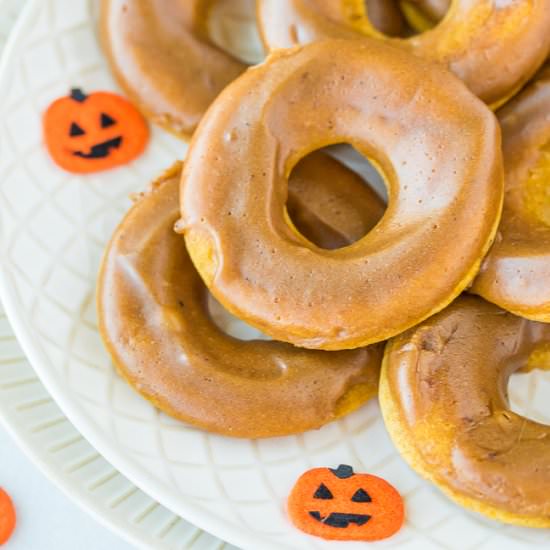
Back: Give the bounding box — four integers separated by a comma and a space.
43, 88, 149, 173
288, 464, 404, 541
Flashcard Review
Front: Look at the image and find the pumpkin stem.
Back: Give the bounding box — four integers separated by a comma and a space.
330, 464, 354, 479
70, 88, 88, 102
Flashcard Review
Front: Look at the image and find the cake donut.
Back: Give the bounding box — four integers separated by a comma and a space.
472, 66, 550, 321
98, 160, 383, 438
380, 295, 550, 527
100, 0, 245, 139
178, 39, 503, 351
257, 0, 550, 107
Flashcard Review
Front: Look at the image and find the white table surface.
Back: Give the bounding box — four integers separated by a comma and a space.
0, 426, 134, 550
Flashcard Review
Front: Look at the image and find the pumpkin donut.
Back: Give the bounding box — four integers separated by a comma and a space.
100, 0, 246, 139
256, 0, 550, 107
98, 159, 383, 438
380, 295, 550, 527
178, 39, 503, 351
471, 66, 550, 321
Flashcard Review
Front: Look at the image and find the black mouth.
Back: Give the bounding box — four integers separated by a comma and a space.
309, 511, 371, 528
72, 136, 123, 159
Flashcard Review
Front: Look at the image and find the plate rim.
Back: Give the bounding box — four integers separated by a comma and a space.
0, 384, 150, 550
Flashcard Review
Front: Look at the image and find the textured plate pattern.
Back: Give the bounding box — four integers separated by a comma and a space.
0, 0, 22, 43
0, 0, 549, 549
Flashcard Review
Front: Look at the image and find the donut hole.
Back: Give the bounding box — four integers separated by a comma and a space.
208, 293, 272, 341
328, 144, 388, 200
398, 0, 450, 35
286, 146, 387, 250
207, 0, 264, 65
508, 344, 550, 425
363, 0, 408, 37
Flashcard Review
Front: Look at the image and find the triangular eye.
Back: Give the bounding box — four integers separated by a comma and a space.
351, 488, 372, 503
100, 113, 116, 128
69, 122, 85, 137
313, 483, 333, 500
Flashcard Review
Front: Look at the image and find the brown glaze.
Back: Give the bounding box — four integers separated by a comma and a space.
381, 295, 550, 523
472, 66, 550, 321
97, 161, 383, 438
100, 0, 245, 139
257, 0, 550, 106
178, 39, 503, 351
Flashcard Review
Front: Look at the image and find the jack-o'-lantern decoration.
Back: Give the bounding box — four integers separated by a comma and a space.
288, 464, 404, 541
43, 88, 149, 174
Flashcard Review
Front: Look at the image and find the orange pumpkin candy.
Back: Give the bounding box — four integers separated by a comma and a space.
43, 88, 149, 174
288, 464, 404, 541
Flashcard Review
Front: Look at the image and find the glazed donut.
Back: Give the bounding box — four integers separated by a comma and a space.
471, 65, 550, 321
100, 0, 245, 139
380, 295, 550, 527
257, 0, 550, 107
178, 39, 503, 351
98, 160, 383, 438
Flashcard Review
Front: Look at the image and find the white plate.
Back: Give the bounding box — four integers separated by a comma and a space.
1, 1, 550, 549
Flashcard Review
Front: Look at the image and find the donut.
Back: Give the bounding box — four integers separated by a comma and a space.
100, 0, 245, 139
471, 66, 550, 321
97, 160, 383, 438
379, 295, 550, 527
256, 0, 550, 107
178, 39, 503, 351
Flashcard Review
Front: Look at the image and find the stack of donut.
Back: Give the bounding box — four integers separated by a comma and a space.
98, 0, 550, 528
